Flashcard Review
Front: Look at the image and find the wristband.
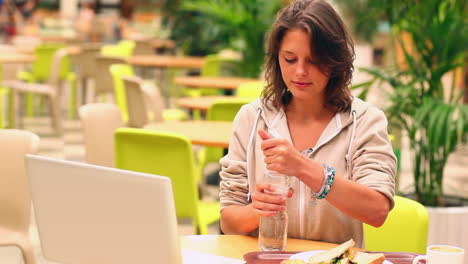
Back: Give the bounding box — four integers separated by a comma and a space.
310, 164, 335, 206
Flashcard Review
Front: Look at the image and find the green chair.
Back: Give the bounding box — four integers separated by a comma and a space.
182, 54, 241, 120
364, 195, 428, 254
182, 54, 241, 98
0, 88, 8, 128
0, 64, 7, 128
115, 128, 220, 234
117, 40, 136, 56
17, 43, 76, 118
0, 87, 7, 128
100, 40, 135, 58
236, 81, 264, 99
3, 48, 72, 134
197, 98, 253, 181
18, 43, 67, 83
109, 64, 134, 123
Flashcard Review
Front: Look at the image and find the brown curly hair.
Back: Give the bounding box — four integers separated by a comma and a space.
262, 0, 354, 112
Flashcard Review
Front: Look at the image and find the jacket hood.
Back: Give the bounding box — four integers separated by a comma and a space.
248, 97, 371, 130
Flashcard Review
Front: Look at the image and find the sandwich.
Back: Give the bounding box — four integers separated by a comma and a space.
307, 238, 355, 264
350, 251, 385, 264
281, 239, 385, 264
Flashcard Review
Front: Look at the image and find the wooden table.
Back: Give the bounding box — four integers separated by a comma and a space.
144, 121, 232, 148
180, 235, 337, 260
175, 76, 260, 90
151, 39, 176, 49
128, 55, 206, 106
15, 45, 82, 55
176, 96, 237, 111
127, 55, 205, 69
0, 54, 35, 63
40, 35, 78, 43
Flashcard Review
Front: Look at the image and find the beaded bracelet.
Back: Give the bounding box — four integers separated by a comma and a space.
310, 164, 336, 206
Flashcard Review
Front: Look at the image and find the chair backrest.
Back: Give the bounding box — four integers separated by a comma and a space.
115, 128, 200, 220
0, 129, 39, 232
78, 103, 123, 167
109, 64, 134, 123
94, 56, 127, 95
200, 98, 252, 175
122, 76, 149, 128
47, 48, 71, 88
133, 40, 154, 55
122, 76, 165, 127
199, 54, 241, 96
100, 40, 135, 58
207, 98, 252, 121
117, 40, 136, 56
31, 43, 68, 81
364, 196, 429, 254
75, 44, 101, 79
236, 81, 264, 98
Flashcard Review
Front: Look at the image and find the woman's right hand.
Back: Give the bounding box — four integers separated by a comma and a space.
250, 183, 293, 217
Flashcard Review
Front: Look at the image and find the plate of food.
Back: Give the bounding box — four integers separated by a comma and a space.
282, 239, 393, 264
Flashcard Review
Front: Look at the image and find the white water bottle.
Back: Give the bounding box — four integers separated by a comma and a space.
258, 171, 290, 251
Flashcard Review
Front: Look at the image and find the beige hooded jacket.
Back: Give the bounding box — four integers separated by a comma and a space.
219, 97, 396, 248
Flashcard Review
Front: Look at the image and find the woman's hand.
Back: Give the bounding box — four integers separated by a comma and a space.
251, 182, 293, 217
258, 129, 305, 176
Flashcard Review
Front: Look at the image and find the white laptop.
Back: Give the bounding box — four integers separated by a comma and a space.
25, 155, 182, 264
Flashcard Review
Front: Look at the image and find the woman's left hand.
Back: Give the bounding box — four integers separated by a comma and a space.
259, 129, 305, 176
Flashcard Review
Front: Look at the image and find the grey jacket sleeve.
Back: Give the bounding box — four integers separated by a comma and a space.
351, 107, 397, 209
219, 105, 254, 211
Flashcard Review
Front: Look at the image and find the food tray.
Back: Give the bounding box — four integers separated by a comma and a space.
243, 251, 423, 264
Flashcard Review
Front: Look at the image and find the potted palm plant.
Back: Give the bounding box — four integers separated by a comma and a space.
350, 0, 468, 254
160, 0, 232, 56
171, 0, 283, 78
360, 0, 468, 207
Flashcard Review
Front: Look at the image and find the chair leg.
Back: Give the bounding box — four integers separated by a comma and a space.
26, 92, 34, 117
16, 238, 37, 264
192, 109, 201, 120
68, 73, 77, 120
196, 222, 208, 235
7, 90, 17, 128
21, 246, 36, 264
48, 96, 63, 135
0, 88, 5, 128
81, 78, 88, 105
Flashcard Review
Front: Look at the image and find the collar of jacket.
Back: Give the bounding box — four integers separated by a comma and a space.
249, 97, 371, 133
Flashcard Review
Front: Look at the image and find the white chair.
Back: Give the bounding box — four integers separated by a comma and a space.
122, 76, 186, 128
0, 129, 40, 264
74, 43, 101, 105
78, 103, 123, 167
93, 56, 127, 101
2, 48, 71, 135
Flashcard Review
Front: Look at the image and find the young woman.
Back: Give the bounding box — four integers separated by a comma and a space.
219, 0, 396, 248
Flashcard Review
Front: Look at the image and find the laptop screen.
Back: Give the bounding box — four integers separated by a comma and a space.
26, 155, 182, 264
